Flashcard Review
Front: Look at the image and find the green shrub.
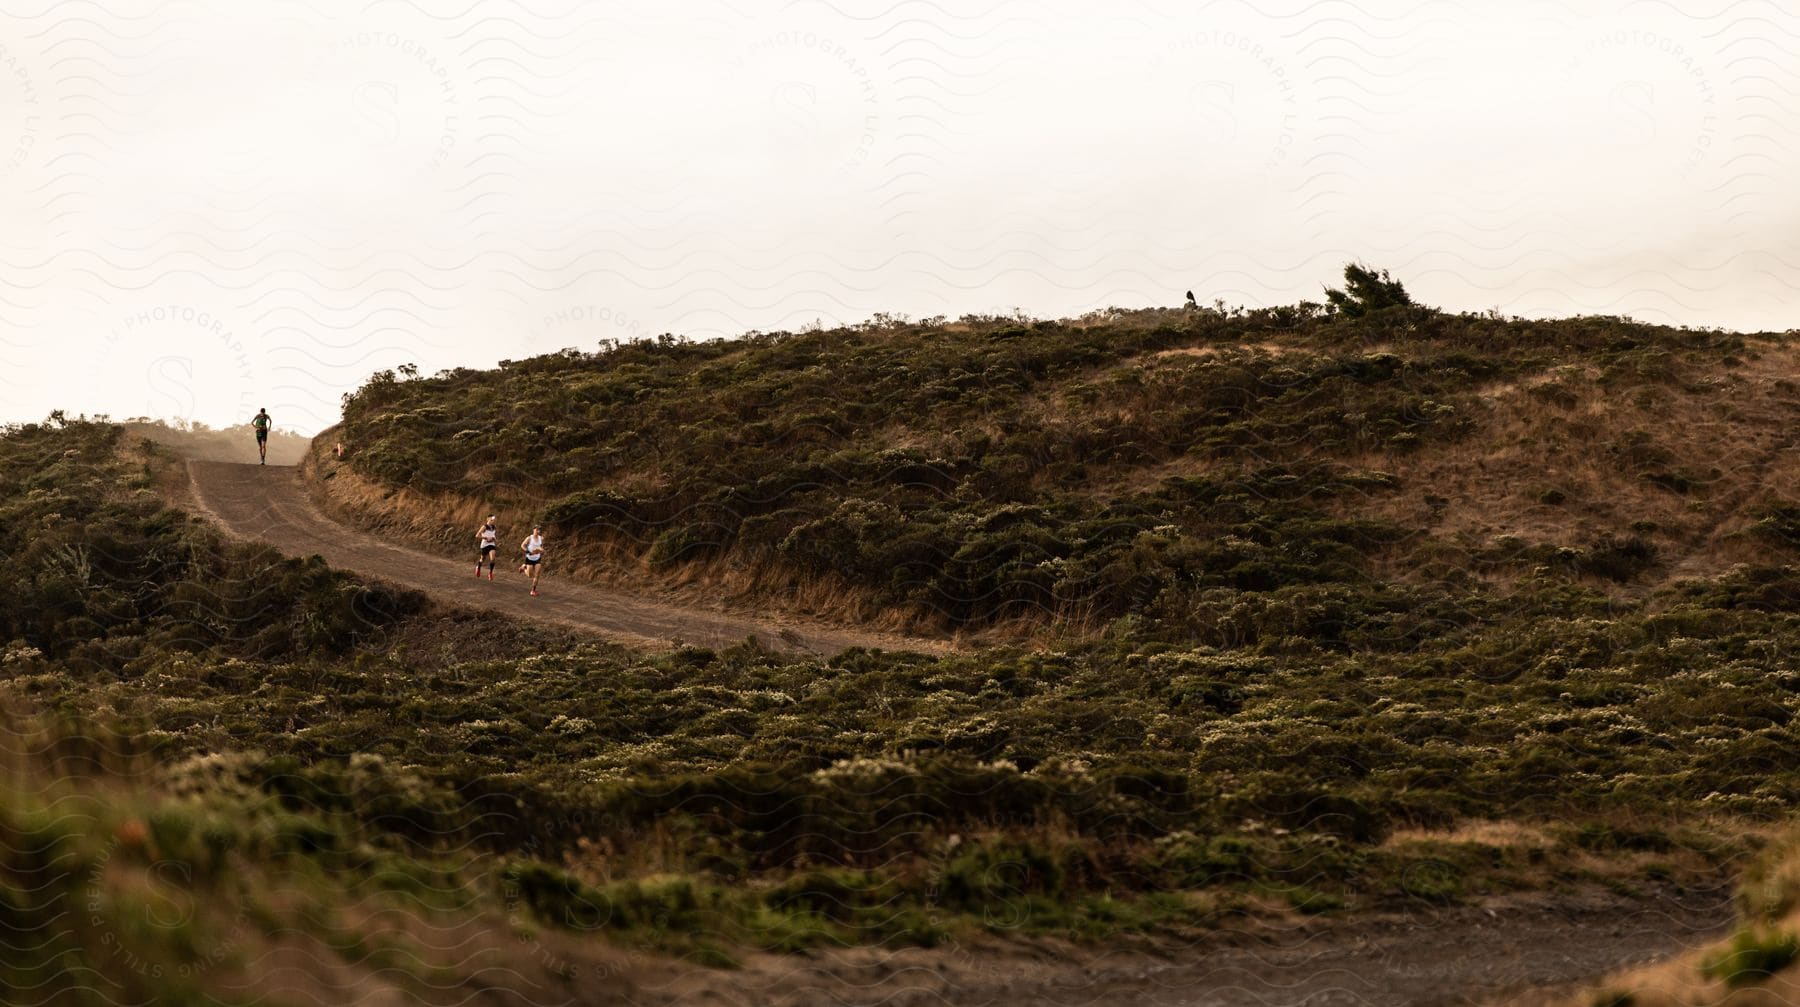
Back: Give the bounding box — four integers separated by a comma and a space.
936, 839, 1083, 910
1155, 834, 1258, 886
1324, 264, 1414, 318
1278, 884, 1344, 915
765, 868, 893, 923
1398, 859, 1463, 904
1572, 824, 1674, 854
1701, 928, 1800, 987
1578, 536, 1658, 582
502, 861, 617, 931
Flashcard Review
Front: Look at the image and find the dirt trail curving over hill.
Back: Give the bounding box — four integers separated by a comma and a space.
185, 461, 949, 655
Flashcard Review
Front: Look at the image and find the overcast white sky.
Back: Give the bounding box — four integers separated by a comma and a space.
3, 0, 1797, 434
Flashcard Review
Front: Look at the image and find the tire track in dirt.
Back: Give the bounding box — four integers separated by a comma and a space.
185, 461, 948, 656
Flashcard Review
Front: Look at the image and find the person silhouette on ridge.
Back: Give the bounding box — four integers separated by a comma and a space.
251, 408, 272, 464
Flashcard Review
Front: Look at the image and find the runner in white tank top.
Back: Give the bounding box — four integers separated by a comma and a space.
519, 526, 546, 596
475, 516, 499, 580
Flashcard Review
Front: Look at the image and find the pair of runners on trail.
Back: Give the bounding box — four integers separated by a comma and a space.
250, 411, 547, 597
477, 516, 547, 597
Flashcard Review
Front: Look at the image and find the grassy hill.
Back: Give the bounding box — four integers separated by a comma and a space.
10, 270, 1800, 999
326, 273, 1800, 642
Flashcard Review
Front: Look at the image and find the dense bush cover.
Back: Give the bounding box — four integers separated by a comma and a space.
336, 289, 1759, 631
0, 420, 423, 666
3, 421, 1790, 900
6, 283, 1800, 993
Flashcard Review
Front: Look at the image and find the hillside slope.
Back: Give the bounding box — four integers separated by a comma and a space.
185, 458, 949, 654
6, 368, 1799, 1000
326, 289, 1800, 642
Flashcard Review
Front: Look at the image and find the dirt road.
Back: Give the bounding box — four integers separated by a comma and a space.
185, 461, 943, 655
583, 885, 1734, 1006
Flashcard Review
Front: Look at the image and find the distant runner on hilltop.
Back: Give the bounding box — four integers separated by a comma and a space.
251, 408, 272, 464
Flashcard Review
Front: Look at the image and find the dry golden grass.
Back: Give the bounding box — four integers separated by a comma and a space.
1147, 340, 1307, 360
1546, 827, 1800, 1007
1545, 915, 1800, 1007
1382, 819, 1558, 851
1342, 341, 1800, 591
